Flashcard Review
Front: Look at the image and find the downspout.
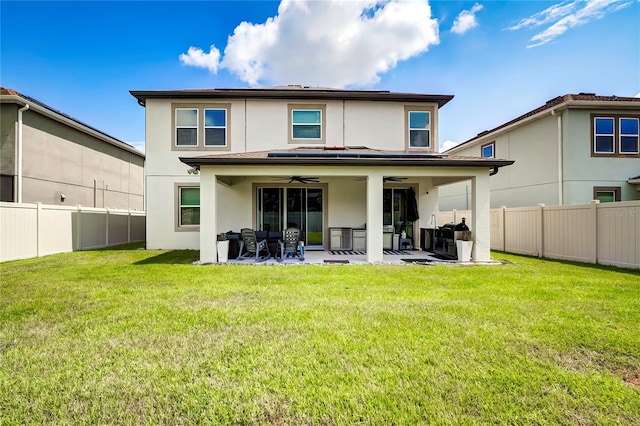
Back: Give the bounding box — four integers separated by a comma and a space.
17, 104, 30, 203
551, 109, 563, 205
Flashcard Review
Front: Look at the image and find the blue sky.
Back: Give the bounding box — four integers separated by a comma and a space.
1, 0, 638, 153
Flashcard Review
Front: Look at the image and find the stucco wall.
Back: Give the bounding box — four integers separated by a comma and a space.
1, 104, 144, 209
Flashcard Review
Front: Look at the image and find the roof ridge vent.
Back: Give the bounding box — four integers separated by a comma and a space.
577, 92, 596, 96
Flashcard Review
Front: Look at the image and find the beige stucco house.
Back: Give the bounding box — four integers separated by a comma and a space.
440, 93, 640, 210
0, 88, 145, 209
131, 86, 512, 263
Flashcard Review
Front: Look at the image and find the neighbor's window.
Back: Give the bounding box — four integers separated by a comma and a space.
620, 117, 639, 154
594, 117, 614, 154
175, 108, 198, 146
592, 115, 640, 157
288, 104, 326, 144
594, 186, 621, 203
481, 142, 495, 158
204, 109, 227, 146
179, 187, 200, 226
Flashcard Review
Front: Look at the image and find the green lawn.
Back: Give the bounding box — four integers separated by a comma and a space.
1, 247, 639, 425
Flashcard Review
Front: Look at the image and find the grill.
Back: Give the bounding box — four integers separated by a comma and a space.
433, 222, 466, 259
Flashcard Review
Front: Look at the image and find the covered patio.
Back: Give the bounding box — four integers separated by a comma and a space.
180, 147, 513, 264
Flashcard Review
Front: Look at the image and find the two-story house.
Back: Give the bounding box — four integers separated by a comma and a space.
1, 87, 144, 209
130, 86, 512, 263
440, 93, 640, 210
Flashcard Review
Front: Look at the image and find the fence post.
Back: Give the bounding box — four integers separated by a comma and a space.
36, 202, 42, 258
500, 206, 506, 252
537, 204, 545, 258
76, 205, 82, 251
590, 200, 599, 264
128, 209, 131, 244
105, 208, 110, 247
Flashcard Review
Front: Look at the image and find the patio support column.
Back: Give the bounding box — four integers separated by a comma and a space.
471, 170, 491, 261
200, 167, 217, 264
366, 171, 384, 263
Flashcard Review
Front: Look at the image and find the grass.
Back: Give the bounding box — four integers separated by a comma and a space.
1, 247, 639, 425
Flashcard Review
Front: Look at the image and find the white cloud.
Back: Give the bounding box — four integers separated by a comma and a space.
507, 0, 633, 48
440, 140, 460, 152
636, 92, 640, 98
179, 46, 221, 73
451, 3, 483, 35
180, 0, 439, 87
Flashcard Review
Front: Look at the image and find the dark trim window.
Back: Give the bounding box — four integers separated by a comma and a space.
288, 104, 326, 144
172, 103, 231, 151
481, 142, 495, 158
592, 114, 640, 157
0, 174, 15, 202
593, 186, 621, 203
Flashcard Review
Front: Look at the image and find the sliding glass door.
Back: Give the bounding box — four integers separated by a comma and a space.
257, 187, 324, 248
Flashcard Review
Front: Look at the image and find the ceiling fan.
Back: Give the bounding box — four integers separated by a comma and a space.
355, 176, 408, 182
272, 176, 320, 184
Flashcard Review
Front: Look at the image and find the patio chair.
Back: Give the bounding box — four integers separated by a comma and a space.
277, 227, 305, 262
237, 228, 271, 262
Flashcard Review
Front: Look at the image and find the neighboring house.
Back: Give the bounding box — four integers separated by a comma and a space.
440, 93, 640, 210
0, 88, 144, 209
130, 86, 512, 263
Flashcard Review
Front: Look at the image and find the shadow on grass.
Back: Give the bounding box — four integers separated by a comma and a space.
491, 250, 640, 276
134, 250, 200, 265
97, 242, 145, 251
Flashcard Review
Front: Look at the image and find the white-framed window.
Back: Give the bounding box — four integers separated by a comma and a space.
204, 108, 227, 146
592, 115, 640, 157
481, 142, 495, 158
179, 186, 200, 227
172, 103, 231, 151
620, 117, 639, 154
288, 104, 326, 144
594, 186, 621, 203
408, 110, 431, 148
175, 108, 198, 147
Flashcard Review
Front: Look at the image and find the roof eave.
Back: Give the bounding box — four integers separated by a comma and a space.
130, 89, 454, 108
179, 155, 514, 169
1, 94, 145, 159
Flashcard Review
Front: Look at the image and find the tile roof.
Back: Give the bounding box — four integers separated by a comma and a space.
448, 93, 640, 151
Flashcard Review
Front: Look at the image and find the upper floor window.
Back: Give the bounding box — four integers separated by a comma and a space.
620, 117, 639, 154
594, 117, 614, 154
408, 111, 430, 148
173, 103, 231, 151
592, 114, 640, 157
404, 106, 435, 150
481, 142, 495, 158
176, 108, 198, 147
204, 109, 227, 146
288, 104, 326, 144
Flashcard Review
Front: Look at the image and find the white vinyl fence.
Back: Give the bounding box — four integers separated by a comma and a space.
440, 200, 640, 269
1, 202, 145, 262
